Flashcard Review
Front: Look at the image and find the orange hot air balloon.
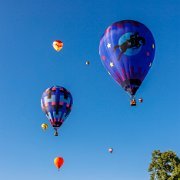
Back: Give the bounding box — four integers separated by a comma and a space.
52, 40, 63, 52
54, 157, 64, 170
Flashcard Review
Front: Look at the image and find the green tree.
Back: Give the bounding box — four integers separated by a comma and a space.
148, 150, 180, 180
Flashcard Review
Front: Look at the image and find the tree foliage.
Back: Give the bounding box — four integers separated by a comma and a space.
148, 150, 180, 180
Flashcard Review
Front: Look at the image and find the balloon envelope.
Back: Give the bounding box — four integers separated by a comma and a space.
41, 123, 48, 130
138, 98, 143, 103
54, 157, 64, 169
86, 61, 90, 65
99, 20, 155, 96
108, 148, 113, 153
53, 40, 63, 52
41, 86, 73, 131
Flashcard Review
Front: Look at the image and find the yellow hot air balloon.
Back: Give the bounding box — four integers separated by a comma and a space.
41, 123, 48, 130
52, 40, 63, 52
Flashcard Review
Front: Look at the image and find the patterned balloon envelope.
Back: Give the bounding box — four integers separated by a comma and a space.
52, 40, 63, 52
99, 20, 155, 100
41, 86, 73, 136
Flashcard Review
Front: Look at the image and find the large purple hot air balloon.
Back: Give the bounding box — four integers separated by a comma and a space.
99, 20, 155, 106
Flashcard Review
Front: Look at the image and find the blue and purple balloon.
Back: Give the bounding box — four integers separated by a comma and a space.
99, 20, 155, 101
41, 86, 73, 136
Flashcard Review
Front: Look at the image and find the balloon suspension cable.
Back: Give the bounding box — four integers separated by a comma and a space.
131, 95, 135, 100
126, 92, 136, 100
126, 91, 132, 98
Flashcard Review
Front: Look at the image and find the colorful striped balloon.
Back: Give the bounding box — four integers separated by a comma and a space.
41, 86, 73, 136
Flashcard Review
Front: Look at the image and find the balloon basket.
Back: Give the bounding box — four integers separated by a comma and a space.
54, 131, 58, 136
130, 99, 136, 106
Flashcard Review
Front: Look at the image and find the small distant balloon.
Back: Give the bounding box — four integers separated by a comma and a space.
138, 98, 143, 103
41, 123, 48, 130
86, 61, 90, 65
54, 157, 64, 170
53, 40, 63, 52
108, 148, 113, 153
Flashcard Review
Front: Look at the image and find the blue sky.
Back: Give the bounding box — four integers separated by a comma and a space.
0, 0, 179, 179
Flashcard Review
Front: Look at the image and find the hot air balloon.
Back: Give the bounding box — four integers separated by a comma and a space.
99, 20, 155, 106
41, 123, 48, 130
52, 40, 63, 52
108, 148, 113, 153
138, 98, 143, 103
86, 61, 90, 65
54, 157, 64, 170
41, 86, 73, 136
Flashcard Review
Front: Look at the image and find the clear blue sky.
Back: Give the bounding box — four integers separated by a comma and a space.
0, 0, 179, 179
